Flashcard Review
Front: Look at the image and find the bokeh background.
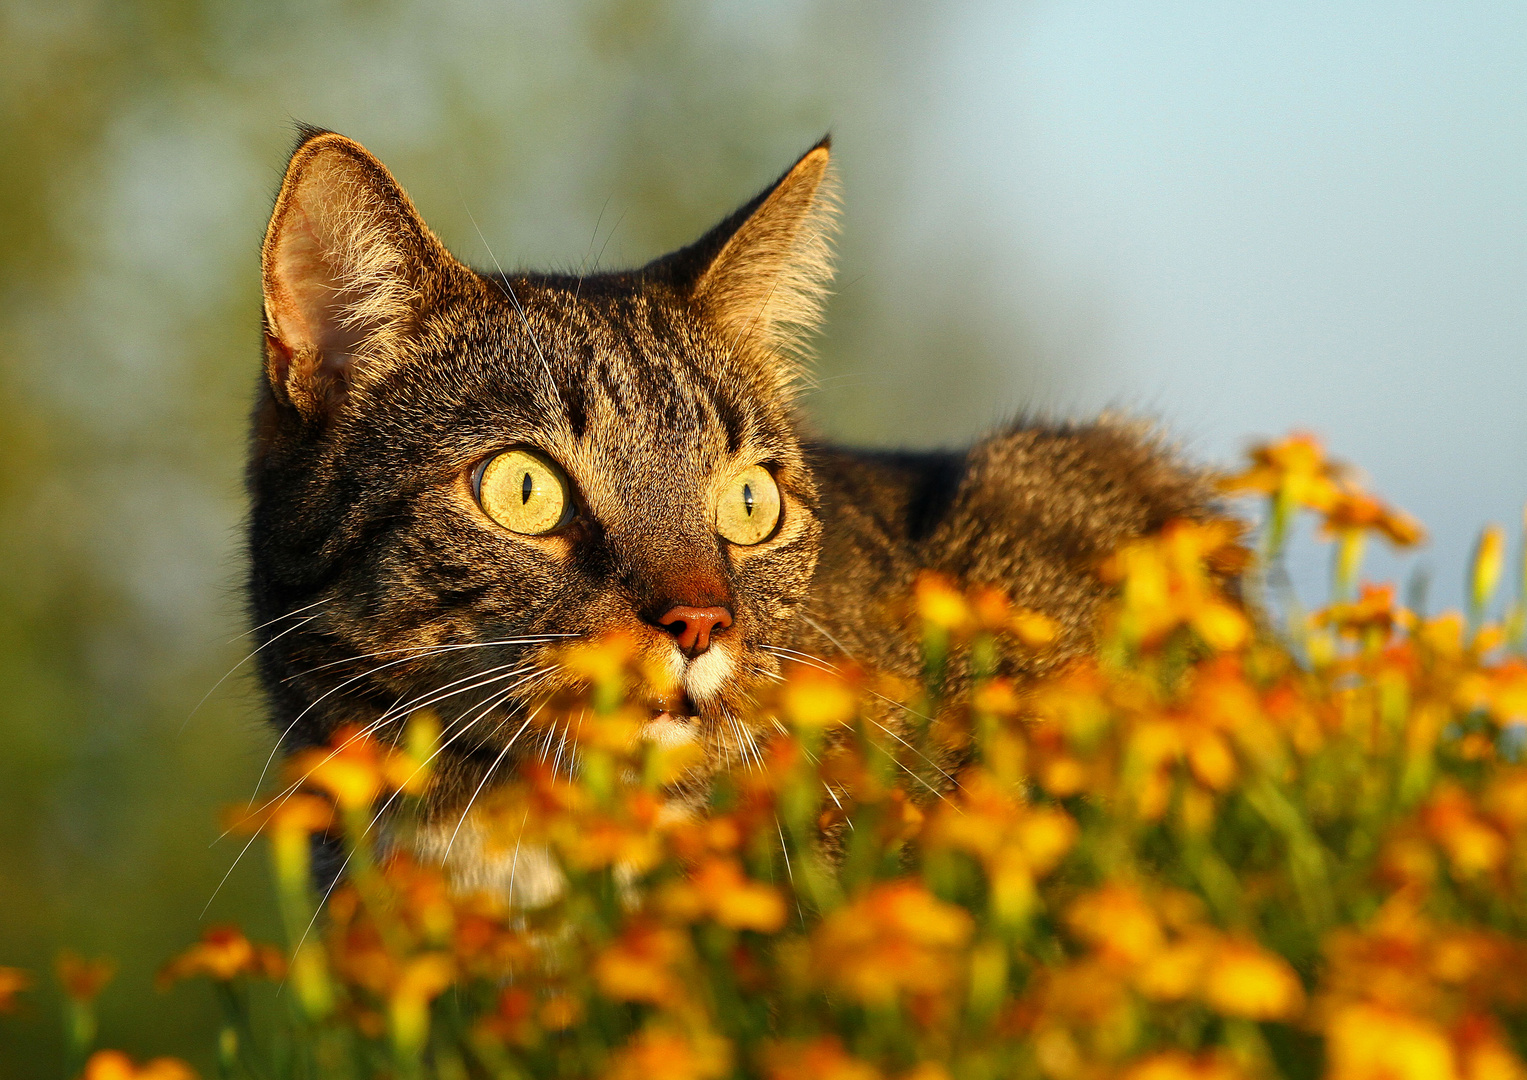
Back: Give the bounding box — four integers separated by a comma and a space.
1, 0, 1522, 1072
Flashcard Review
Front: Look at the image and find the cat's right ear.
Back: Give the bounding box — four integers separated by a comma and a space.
261, 128, 461, 419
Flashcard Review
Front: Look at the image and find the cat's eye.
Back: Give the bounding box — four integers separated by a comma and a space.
476, 449, 573, 535
716, 465, 782, 546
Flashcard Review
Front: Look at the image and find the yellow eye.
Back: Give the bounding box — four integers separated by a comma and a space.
716, 465, 782, 546
476, 449, 572, 535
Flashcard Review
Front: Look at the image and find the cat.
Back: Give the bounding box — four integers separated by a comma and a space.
248, 128, 1220, 892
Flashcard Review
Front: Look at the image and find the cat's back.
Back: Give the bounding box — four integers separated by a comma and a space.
800, 419, 1220, 675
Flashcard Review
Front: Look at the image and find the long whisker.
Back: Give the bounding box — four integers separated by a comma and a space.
226, 667, 558, 925
233, 596, 334, 643
463, 204, 557, 394
249, 651, 501, 803
440, 701, 549, 862
760, 645, 957, 794
285, 634, 577, 682
186, 613, 323, 731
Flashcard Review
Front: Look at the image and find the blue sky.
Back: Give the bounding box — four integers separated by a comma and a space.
875, 0, 1526, 602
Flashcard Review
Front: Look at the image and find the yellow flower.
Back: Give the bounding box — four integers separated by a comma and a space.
1325, 1003, 1457, 1080
914, 572, 973, 633
286, 726, 388, 810
1066, 886, 1163, 966
693, 858, 788, 932
388, 953, 455, 1061
1471, 524, 1507, 612
1201, 939, 1304, 1020
1423, 785, 1508, 877
1012, 608, 1061, 648
1221, 432, 1343, 510
781, 665, 859, 731
82, 1051, 197, 1080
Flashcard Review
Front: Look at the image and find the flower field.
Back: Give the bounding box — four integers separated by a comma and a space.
5, 433, 1527, 1080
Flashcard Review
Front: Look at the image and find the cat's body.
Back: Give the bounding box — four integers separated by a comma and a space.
248, 129, 1218, 887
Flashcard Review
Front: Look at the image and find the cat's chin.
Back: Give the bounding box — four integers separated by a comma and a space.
640, 710, 698, 748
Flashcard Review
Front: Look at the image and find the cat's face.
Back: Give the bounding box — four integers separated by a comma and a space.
249, 130, 836, 804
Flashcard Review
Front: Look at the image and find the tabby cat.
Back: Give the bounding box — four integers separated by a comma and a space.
249, 128, 1218, 891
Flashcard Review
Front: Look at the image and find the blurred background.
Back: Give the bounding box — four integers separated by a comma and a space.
1, 0, 1522, 1071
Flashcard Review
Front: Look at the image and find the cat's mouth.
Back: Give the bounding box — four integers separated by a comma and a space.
648, 691, 699, 726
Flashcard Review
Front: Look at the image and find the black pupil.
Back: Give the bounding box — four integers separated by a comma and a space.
521, 472, 533, 504
742, 483, 754, 516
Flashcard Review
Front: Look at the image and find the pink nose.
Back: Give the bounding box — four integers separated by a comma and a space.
658, 606, 733, 657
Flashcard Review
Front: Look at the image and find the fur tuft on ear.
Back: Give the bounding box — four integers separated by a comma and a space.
646, 137, 840, 387
261, 127, 460, 417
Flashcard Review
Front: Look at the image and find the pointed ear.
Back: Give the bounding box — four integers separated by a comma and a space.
261, 128, 462, 417
648, 137, 839, 383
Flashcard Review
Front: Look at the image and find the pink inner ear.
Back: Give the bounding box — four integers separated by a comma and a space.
265, 200, 368, 360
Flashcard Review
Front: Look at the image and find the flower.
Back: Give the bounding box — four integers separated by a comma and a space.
56, 951, 115, 1003
664, 858, 788, 933
157, 926, 285, 988
1221, 432, 1344, 511
1325, 1003, 1457, 1080
781, 664, 859, 731
1201, 939, 1304, 1020
762, 1037, 884, 1080
0, 967, 29, 1014
595, 923, 691, 1006
607, 1026, 732, 1080
1471, 524, 1507, 612
1121, 1050, 1246, 1080
388, 953, 455, 1060
82, 1051, 197, 1080
813, 881, 973, 1006
914, 573, 973, 634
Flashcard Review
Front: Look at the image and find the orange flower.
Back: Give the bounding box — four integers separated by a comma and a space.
762, 1036, 884, 1080
675, 858, 788, 932
82, 1050, 197, 1080
812, 881, 972, 1007
1100, 520, 1250, 651
0, 967, 29, 1013
1422, 785, 1508, 878
1121, 1050, 1246, 1080
286, 727, 390, 809
1221, 432, 1344, 512
1322, 488, 1426, 548
157, 925, 285, 988
1066, 886, 1163, 966
606, 1026, 732, 1080
56, 951, 115, 1003
1201, 938, 1304, 1020
925, 771, 1076, 924
595, 923, 690, 1006
223, 791, 335, 838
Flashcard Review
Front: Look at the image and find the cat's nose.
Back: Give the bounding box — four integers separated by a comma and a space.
657, 605, 733, 657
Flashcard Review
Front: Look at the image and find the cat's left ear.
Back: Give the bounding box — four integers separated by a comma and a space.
648, 137, 839, 383
261, 128, 467, 419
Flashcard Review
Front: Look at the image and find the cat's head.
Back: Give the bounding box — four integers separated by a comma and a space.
249, 128, 837, 805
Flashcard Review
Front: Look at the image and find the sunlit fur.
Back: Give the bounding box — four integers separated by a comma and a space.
248, 129, 1221, 869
